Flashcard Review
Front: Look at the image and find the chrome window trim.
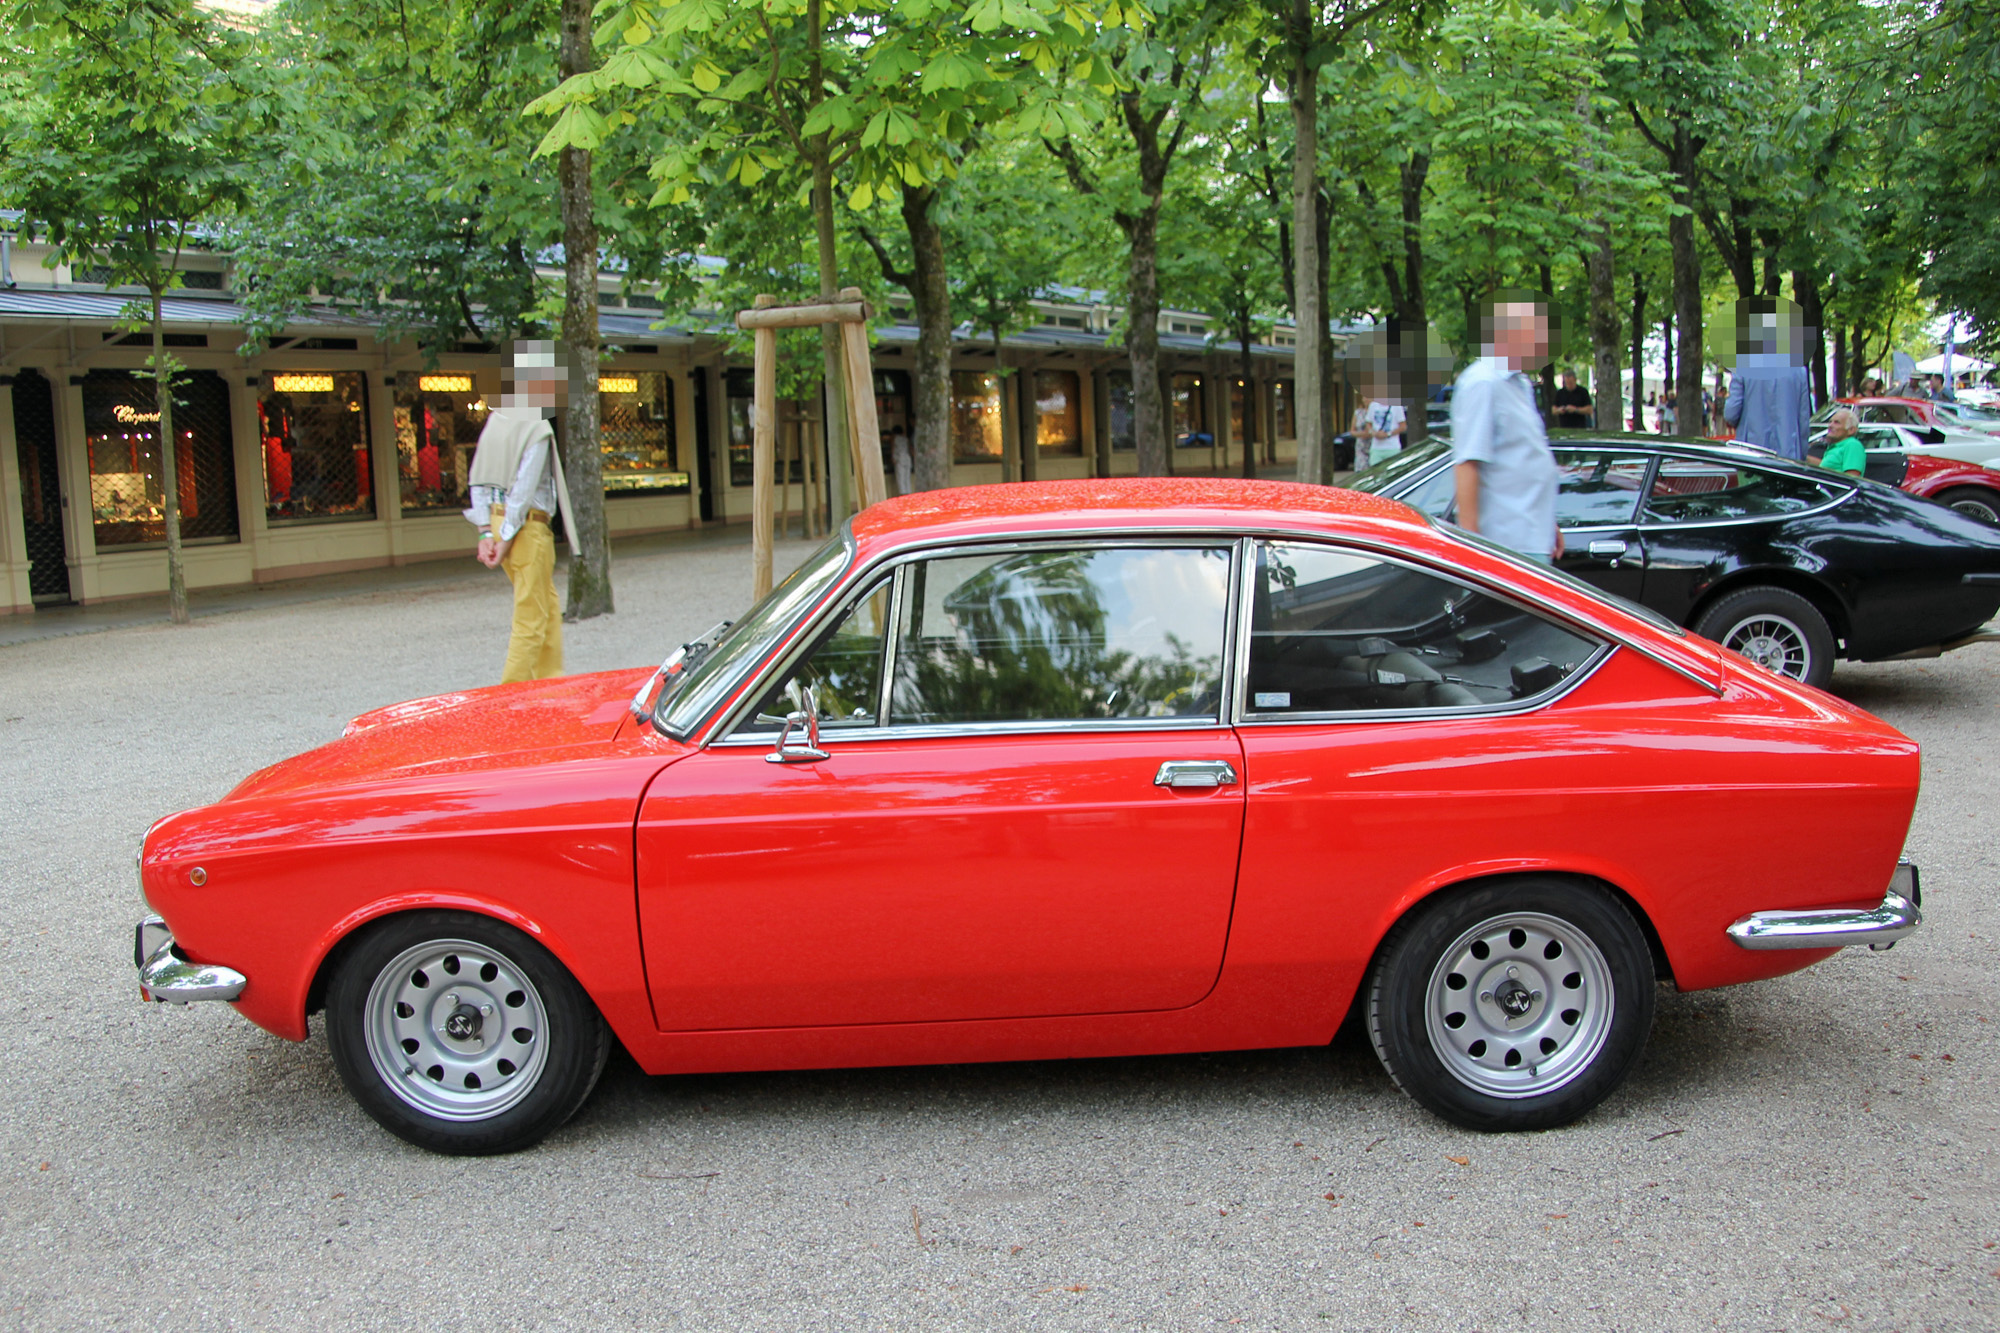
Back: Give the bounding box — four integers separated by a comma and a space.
687, 515, 1725, 745
710, 535, 1242, 747
1633, 452, 1857, 531
1384, 447, 1859, 534
709, 715, 1235, 749
1231, 537, 1620, 726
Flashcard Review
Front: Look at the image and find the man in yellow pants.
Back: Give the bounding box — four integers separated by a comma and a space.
466, 342, 573, 682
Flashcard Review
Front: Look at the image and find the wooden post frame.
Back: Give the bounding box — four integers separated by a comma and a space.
738, 289, 888, 600
749, 294, 778, 600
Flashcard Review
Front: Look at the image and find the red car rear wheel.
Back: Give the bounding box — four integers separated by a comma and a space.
1935, 486, 2000, 525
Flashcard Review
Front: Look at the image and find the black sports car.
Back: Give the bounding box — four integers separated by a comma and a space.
1346, 434, 2000, 687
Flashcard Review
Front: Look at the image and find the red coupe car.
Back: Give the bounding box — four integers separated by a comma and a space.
135, 480, 1924, 1154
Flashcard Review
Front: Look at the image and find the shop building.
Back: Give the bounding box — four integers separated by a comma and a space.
1, 252, 1332, 615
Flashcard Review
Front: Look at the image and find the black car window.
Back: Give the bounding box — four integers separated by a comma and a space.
1553, 451, 1652, 528
1245, 542, 1601, 717
1643, 459, 1846, 524
740, 576, 893, 732
889, 546, 1231, 726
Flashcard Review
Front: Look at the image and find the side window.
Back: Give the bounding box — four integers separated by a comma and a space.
1397, 462, 1459, 519
1246, 542, 1600, 716
1864, 404, 1920, 425
742, 577, 891, 731
1643, 459, 1845, 523
1552, 451, 1652, 528
890, 546, 1231, 726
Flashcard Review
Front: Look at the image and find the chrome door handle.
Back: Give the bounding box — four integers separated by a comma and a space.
1587, 539, 1629, 558
1154, 760, 1239, 788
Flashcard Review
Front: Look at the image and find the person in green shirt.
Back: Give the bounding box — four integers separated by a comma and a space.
1818, 406, 1865, 475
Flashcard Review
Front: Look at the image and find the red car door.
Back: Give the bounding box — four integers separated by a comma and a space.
636, 543, 1246, 1031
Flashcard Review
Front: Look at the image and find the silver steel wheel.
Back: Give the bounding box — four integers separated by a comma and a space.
362, 937, 550, 1122
1720, 612, 1812, 680
1423, 911, 1616, 1099
1949, 496, 2000, 524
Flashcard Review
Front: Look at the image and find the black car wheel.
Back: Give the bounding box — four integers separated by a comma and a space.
1693, 585, 1837, 688
1365, 877, 1656, 1132
326, 910, 610, 1155
1937, 487, 2000, 525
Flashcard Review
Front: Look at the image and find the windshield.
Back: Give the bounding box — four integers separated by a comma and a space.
1345, 439, 1450, 494
655, 533, 854, 737
1432, 518, 1686, 637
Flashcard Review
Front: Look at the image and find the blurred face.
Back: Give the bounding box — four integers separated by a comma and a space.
1561, 372, 1578, 388
1487, 302, 1549, 370
1826, 410, 1858, 442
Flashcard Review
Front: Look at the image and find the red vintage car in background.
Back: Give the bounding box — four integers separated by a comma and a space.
1884, 452, 2000, 525
135, 480, 1924, 1154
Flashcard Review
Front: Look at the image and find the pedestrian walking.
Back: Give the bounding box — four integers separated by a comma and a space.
1722, 302, 1813, 460
1449, 297, 1561, 562
467, 341, 574, 683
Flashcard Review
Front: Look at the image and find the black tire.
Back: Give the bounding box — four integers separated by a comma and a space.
326, 910, 610, 1155
1365, 877, 1656, 1133
1936, 486, 2000, 525
1692, 584, 1837, 688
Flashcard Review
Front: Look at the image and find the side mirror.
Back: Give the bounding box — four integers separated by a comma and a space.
766, 683, 829, 764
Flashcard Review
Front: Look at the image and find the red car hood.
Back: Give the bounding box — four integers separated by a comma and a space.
224, 668, 654, 801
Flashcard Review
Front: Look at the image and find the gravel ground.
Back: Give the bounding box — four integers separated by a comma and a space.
0, 541, 1995, 1332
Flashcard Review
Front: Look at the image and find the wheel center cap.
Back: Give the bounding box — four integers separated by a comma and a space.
1493, 978, 1534, 1019
443, 1004, 482, 1041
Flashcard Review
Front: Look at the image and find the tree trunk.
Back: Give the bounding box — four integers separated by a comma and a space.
1586, 231, 1620, 431
1793, 268, 1826, 404
1397, 154, 1431, 445
1833, 323, 1847, 397
151, 288, 188, 625
1316, 186, 1337, 453
1123, 206, 1168, 476
901, 184, 952, 492
1232, 322, 1248, 478
1629, 274, 1646, 430
558, 0, 609, 619
1290, 7, 1324, 483
1538, 261, 1557, 425
1668, 129, 1704, 434
809, 150, 853, 521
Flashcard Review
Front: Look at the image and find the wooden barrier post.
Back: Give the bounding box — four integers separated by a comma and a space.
750, 294, 778, 600
738, 288, 887, 592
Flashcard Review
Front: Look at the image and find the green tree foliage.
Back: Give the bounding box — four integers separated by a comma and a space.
0, 0, 275, 623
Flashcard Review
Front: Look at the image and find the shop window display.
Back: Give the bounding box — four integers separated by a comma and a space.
260, 371, 374, 524
951, 370, 1003, 462
1172, 373, 1208, 447
726, 368, 754, 487
83, 369, 239, 547
394, 374, 486, 513
1034, 370, 1083, 456
1107, 371, 1135, 451
1273, 379, 1296, 440
600, 370, 687, 493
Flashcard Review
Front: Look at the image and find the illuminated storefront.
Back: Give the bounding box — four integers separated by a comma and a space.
394, 373, 487, 514
81, 369, 238, 548
259, 371, 374, 524
1034, 370, 1083, 456
950, 370, 1003, 462
599, 371, 686, 493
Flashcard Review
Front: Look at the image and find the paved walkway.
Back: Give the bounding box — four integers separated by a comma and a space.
0, 522, 762, 648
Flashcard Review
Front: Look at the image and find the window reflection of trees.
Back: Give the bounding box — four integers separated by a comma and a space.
1249, 544, 1596, 714
750, 580, 891, 729
892, 548, 1229, 725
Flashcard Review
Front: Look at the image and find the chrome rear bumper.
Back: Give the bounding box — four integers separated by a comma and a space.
135, 913, 246, 1003
1726, 864, 1923, 952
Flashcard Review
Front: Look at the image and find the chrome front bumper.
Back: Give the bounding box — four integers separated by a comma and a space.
1726, 863, 1923, 952
135, 914, 246, 1003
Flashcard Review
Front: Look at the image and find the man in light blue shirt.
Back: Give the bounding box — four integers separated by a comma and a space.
1722, 303, 1814, 460
1450, 300, 1561, 561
